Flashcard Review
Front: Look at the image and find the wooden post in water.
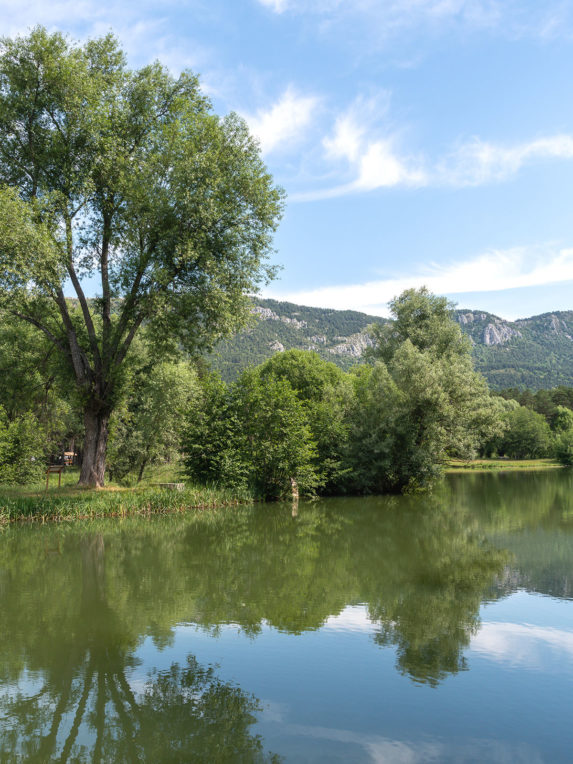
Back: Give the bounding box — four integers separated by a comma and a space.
290, 477, 299, 500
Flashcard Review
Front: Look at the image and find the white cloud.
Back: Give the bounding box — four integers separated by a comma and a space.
257, 0, 291, 12
254, 0, 572, 43
323, 604, 375, 633
256, 0, 501, 25
243, 86, 320, 155
438, 134, 573, 186
292, 94, 426, 200
292, 119, 573, 200
266, 245, 573, 315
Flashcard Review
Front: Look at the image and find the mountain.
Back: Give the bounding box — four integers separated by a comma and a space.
457, 309, 573, 389
207, 299, 573, 390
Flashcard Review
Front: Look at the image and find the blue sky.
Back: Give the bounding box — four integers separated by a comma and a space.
4, 0, 573, 319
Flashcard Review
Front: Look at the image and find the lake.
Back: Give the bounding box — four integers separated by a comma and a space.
1, 470, 573, 762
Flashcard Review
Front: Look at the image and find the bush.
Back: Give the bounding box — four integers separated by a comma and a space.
184, 370, 320, 500
554, 429, 573, 466
0, 407, 46, 484
498, 406, 552, 459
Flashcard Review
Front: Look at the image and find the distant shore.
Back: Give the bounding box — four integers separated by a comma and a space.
445, 458, 563, 473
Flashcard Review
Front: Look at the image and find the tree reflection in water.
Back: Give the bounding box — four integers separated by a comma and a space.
5, 471, 573, 758
0, 534, 279, 763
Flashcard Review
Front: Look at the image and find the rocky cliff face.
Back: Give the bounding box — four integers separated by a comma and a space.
252, 303, 374, 358
210, 300, 573, 390
457, 312, 488, 325
483, 322, 522, 346
252, 305, 307, 330
455, 312, 522, 346
328, 333, 375, 358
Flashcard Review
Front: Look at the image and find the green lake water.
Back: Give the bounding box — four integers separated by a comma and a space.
2, 470, 573, 762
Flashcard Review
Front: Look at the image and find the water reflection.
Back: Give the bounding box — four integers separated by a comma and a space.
2, 470, 573, 760
0, 533, 279, 762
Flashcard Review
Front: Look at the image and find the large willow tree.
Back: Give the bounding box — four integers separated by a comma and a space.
0, 28, 283, 486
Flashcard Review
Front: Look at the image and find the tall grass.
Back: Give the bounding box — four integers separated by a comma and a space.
0, 469, 254, 524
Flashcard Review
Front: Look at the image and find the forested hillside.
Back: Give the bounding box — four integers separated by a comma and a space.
208, 299, 387, 380
208, 299, 573, 390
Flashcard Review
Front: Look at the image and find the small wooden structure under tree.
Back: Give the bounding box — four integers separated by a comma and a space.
46, 465, 64, 490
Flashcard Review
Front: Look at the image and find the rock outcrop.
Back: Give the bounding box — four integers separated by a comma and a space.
328, 333, 375, 358
483, 322, 522, 346
252, 305, 307, 329
457, 312, 488, 325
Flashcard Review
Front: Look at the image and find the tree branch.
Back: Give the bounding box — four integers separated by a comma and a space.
65, 216, 102, 373
114, 312, 146, 370
100, 208, 113, 370
54, 287, 93, 386
110, 252, 150, 359
8, 310, 67, 353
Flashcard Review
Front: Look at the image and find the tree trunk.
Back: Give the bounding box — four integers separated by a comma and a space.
136, 458, 148, 484
79, 409, 110, 487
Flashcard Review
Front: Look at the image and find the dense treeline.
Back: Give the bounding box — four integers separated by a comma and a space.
185, 289, 505, 497
4, 287, 573, 493
485, 386, 573, 463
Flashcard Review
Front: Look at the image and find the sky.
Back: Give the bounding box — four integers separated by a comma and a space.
4, 0, 573, 319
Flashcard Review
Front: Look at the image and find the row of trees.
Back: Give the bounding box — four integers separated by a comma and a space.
484, 392, 573, 463
7, 270, 573, 494
0, 284, 508, 495
185, 289, 505, 497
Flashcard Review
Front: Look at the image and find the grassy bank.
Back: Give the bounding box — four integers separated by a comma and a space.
445, 458, 563, 473
0, 467, 254, 524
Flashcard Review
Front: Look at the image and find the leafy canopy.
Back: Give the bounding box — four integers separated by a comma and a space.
0, 26, 284, 388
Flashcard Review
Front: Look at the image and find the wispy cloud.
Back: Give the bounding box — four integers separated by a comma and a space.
290, 93, 426, 200
290, 102, 573, 200
257, 0, 290, 12
438, 134, 573, 186
256, 0, 502, 25
242, 86, 320, 154
255, 0, 572, 42
0, 0, 210, 72
266, 245, 573, 315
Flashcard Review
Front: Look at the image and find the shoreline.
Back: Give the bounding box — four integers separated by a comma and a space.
0, 484, 255, 525
1, 459, 565, 524
445, 458, 563, 473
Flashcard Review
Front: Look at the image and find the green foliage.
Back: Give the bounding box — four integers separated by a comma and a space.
256, 350, 353, 491
189, 290, 505, 497
0, 312, 81, 456
351, 289, 504, 492
554, 429, 573, 466
231, 369, 319, 498
368, 287, 470, 362
0, 27, 283, 485
183, 373, 246, 488
497, 406, 552, 459
184, 368, 319, 499
551, 405, 573, 433
107, 360, 199, 482
0, 407, 46, 484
